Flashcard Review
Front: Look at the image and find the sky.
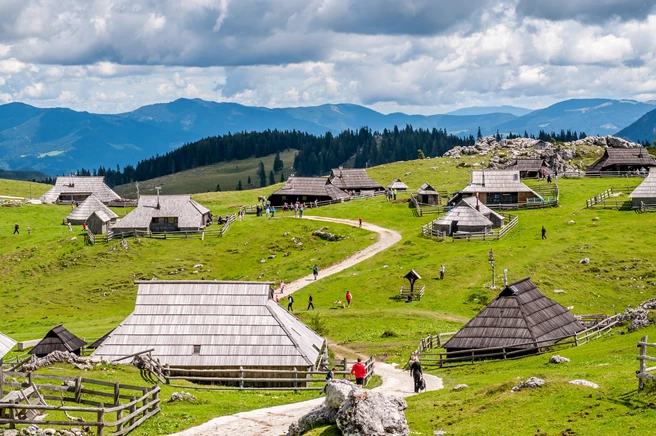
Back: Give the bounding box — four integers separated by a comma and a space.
0, 0, 656, 115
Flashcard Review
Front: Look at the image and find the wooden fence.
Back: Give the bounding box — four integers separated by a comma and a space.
104, 214, 237, 243
585, 170, 649, 178
637, 335, 656, 392
245, 191, 386, 215
410, 313, 622, 368
410, 194, 448, 218
421, 223, 446, 241
452, 215, 519, 242
0, 369, 159, 436
157, 356, 376, 391
585, 186, 638, 209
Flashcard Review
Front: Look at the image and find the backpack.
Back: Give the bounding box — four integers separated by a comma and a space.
419, 377, 426, 392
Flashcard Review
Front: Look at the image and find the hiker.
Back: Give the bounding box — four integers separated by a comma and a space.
82, 221, 87, 231
313, 264, 319, 280
280, 281, 286, 294
409, 356, 424, 393
307, 294, 315, 310
320, 367, 337, 395
547, 174, 552, 184
393, 188, 397, 200
358, 216, 362, 228
67, 222, 72, 232
27, 226, 31, 235
541, 226, 547, 240
270, 206, 276, 219
13, 223, 19, 234
269, 285, 274, 300
346, 291, 352, 307
299, 205, 304, 218
351, 358, 367, 386
293, 204, 298, 218
265, 205, 270, 219
315, 199, 318, 208
440, 264, 445, 280
287, 295, 294, 312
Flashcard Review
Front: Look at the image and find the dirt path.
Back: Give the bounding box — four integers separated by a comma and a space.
277, 216, 402, 297
170, 217, 441, 436
171, 363, 443, 436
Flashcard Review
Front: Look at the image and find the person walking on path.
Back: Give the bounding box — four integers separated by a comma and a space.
307, 294, 315, 310
27, 226, 31, 235
351, 358, 367, 386
541, 226, 547, 240
345, 291, 352, 307
358, 216, 363, 228
82, 221, 87, 231
13, 223, 19, 234
313, 264, 319, 280
299, 205, 304, 218
440, 264, 446, 280
410, 356, 423, 393
271, 206, 276, 219
287, 295, 294, 312
280, 281, 286, 294
393, 188, 397, 200
67, 222, 72, 232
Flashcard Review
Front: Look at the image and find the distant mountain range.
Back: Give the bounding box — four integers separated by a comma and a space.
616, 107, 656, 144
0, 98, 654, 175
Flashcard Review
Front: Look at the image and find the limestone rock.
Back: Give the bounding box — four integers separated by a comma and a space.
336, 388, 409, 436
569, 379, 599, 389
511, 377, 545, 392
325, 379, 356, 409
170, 391, 196, 402
549, 355, 570, 364
580, 258, 590, 264
287, 405, 338, 436
453, 384, 469, 390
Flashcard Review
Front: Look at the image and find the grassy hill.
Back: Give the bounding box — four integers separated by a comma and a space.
2, 155, 656, 435
113, 149, 298, 198
0, 178, 51, 198
0, 169, 51, 182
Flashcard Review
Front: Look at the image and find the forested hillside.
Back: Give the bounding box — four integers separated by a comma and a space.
82, 126, 475, 187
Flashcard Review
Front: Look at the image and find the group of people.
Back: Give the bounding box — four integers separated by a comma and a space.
385, 188, 398, 201
12, 223, 31, 235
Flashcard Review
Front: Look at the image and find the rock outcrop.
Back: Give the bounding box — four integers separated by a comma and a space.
511, 377, 545, 392
23, 351, 103, 372
549, 355, 570, 364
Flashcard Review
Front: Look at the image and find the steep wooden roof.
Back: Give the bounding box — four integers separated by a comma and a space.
41, 177, 121, 204
460, 170, 541, 196
113, 195, 210, 230
92, 281, 325, 368
0, 331, 16, 360
417, 182, 439, 196
65, 195, 118, 223
444, 278, 584, 351
29, 325, 86, 357
460, 196, 504, 221
272, 176, 349, 200
587, 148, 656, 172
387, 179, 409, 190
434, 203, 494, 227
329, 168, 383, 190
630, 172, 656, 199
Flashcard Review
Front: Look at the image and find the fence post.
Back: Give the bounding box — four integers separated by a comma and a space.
116, 408, 123, 433
113, 382, 120, 406
343, 358, 348, 378
97, 403, 105, 436
639, 335, 647, 392
129, 396, 136, 428
75, 376, 82, 403
150, 388, 159, 413
239, 366, 244, 389
293, 367, 298, 389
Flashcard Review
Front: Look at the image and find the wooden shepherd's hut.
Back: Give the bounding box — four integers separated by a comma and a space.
387, 179, 409, 192
629, 172, 656, 209
92, 281, 326, 386
503, 159, 552, 178
269, 176, 349, 205
444, 278, 584, 357
41, 176, 121, 204
0, 331, 17, 362
451, 170, 542, 206
416, 182, 440, 206
65, 195, 118, 226
29, 325, 86, 358
329, 168, 384, 194
586, 148, 656, 174
86, 210, 112, 235
111, 195, 211, 234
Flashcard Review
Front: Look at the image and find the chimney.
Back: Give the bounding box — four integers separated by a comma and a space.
155, 186, 161, 209
481, 170, 485, 187
339, 165, 343, 178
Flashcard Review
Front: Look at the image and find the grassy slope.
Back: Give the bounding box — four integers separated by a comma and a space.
113, 149, 297, 198
0, 179, 51, 198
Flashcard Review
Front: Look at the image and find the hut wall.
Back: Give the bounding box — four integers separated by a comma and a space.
269, 193, 332, 206
87, 215, 107, 235
150, 219, 179, 232
418, 193, 439, 205
171, 365, 315, 388
632, 197, 656, 208
456, 224, 491, 234
432, 222, 451, 235
487, 214, 505, 228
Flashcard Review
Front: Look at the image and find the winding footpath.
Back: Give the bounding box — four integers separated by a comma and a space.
171, 216, 443, 436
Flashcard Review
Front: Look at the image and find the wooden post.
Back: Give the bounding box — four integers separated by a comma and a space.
75, 376, 82, 403
129, 396, 136, 428
239, 366, 244, 389
0, 366, 4, 397
97, 403, 105, 436
116, 408, 123, 433
165, 364, 170, 384
113, 382, 120, 406
503, 348, 507, 360
9, 406, 16, 429
293, 367, 298, 389
150, 388, 158, 413
639, 335, 647, 392
343, 358, 347, 378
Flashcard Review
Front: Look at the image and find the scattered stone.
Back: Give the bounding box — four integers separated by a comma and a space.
453, 384, 469, 391
382, 265, 388, 269
283, 252, 290, 257
336, 388, 409, 436
71, 237, 77, 241
434, 430, 447, 436
170, 391, 196, 402
193, 264, 203, 269
312, 227, 345, 242
549, 355, 570, 364
405, 172, 412, 176
620, 307, 651, 331
568, 220, 576, 225
580, 258, 590, 264
23, 350, 102, 372
553, 289, 567, 294
297, 242, 303, 247
268, 254, 276, 259
325, 379, 356, 409
592, 217, 600, 221
511, 377, 545, 392
260, 259, 266, 263
569, 380, 599, 389
283, 232, 290, 236
287, 405, 338, 436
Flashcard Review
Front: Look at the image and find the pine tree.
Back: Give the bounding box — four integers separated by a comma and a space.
236, 180, 243, 191
215, 184, 221, 192
524, 130, 529, 138
280, 172, 285, 183
268, 170, 275, 185
247, 176, 252, 187
495, 130, 502, 142
477, 127, 482, 140
257, 161, 266, 187
273, 152, 284, 173
417, 149, 425, 159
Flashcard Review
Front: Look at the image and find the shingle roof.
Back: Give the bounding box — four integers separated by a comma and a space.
65, 195, 118, 223
387, 179, 409, 190
41, 177, 121, 204
433, 203, 494, 227
272, 177, 349, 200
329, 168, 383, 190
29, 325, 86, 357
444, 278, 584, 351
0, 331, 16, 360
630, 172, 656, 198
92, 281, 325, 368
417, 182, 439, 196
460, 196, 504, 221
90, 209, 112, 223
587, 148, 656, 172
459, 170, 541, 196
112, 195, 210, 230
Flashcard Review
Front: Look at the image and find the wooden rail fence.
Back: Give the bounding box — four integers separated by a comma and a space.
410, 313, 622, 368
637, 335, 656, 392
585, 186, 638, 209
104, 214, 237, 243
423, 215, 518, 242
0, 369, 159, 436
245, 191, 386, 215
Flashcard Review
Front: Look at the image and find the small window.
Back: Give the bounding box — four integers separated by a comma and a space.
152, 217, 159, 223
193, 345, 201, 354
302, 196, 307, 201
281, 195, 286, 200
513, 174, 519, 181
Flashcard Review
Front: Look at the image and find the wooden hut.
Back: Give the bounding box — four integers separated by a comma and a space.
41, 176, 121, 204
444, 278, 584, 356
433, 197, 504, 236
329, 168, 383, 194
111, 194, 211, 234
29, 325, 86, 358
87, 329, 115, 350
451, 170, 542, 206
416, 182, 440, 206
269, 176, 349, 206
387, 179, 409, 192
0, 331, 17, 362
586, 148, 656, 174
503, 159, 552, 178
92, 281, 326, 385
629, 172, 656, 208
65, 195, 118, 226
87, 210, 112, 235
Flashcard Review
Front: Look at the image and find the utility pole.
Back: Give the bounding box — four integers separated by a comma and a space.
488, 249, 496, 289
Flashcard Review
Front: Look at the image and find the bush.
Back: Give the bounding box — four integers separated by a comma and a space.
308, 313, 329, 336
381, 330, 399, 338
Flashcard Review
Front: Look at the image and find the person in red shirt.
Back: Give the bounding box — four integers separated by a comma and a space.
358, 216, 362, 228
350, 358, 367, 386
345, 291, 352, 307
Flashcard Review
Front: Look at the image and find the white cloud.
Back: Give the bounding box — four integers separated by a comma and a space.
0, 58, 26, 74
144, 13, 167, 34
